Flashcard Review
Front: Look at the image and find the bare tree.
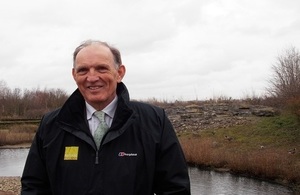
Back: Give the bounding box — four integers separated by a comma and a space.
267, 46, 300, 100
0, 82, 68, 119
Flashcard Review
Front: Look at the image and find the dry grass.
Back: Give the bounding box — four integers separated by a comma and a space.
0, 124, 36, 146
180, 134, 300, 190
178, 112, 300, 188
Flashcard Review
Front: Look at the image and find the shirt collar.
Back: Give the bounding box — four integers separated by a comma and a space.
85, 96, 118, 120
104, 96, 118, 119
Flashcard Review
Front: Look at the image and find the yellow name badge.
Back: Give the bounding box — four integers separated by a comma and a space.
64, 146, 79, 160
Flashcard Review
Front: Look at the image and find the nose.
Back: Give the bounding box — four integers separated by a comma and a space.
86, 69, 99, 82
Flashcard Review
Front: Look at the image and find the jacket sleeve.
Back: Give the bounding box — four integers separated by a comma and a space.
21, 118, 52, 195
153, 110, 191, 195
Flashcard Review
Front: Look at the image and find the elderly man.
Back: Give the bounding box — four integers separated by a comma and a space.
21, 40, 191, 195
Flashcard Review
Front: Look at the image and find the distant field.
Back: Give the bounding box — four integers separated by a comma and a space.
0, 119, 38, 146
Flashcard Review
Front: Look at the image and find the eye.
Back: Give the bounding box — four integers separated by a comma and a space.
76, 67, 88, 75
96, 65, 109, 73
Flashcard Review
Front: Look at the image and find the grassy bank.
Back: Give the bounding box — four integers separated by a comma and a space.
0, 124, 37, 146
179, 113, 300, 192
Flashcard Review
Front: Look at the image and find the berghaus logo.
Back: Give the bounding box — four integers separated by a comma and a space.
118, 152, 138, 157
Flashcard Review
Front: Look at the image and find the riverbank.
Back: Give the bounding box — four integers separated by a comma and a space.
0, 177, 21, 195
183, 142, 300, 194
178, 117, 300, 193
0, 143, 31, 149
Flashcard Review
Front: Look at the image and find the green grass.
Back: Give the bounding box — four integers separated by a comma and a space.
201, 114, 300, 148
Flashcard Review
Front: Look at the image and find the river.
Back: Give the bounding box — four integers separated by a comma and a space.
0, 148, 294, 194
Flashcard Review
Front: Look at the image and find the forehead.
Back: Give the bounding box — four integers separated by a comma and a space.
75, 44, 114, 63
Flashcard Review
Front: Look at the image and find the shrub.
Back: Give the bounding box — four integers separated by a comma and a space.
286, 97, 300, 121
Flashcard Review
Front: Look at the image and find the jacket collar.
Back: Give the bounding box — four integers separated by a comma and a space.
56, 82, 134, 137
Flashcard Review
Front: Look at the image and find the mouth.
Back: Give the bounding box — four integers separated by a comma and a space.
88, 85, 103, 90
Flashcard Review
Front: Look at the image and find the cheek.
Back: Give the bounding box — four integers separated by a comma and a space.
74, 76, 85, 84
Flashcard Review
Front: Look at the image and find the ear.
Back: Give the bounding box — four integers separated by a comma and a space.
117, 65, 126, 83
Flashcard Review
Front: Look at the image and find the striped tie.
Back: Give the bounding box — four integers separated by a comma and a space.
93, 111, 109, 148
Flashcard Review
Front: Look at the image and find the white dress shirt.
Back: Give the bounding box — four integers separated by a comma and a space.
85, 96, 118, 136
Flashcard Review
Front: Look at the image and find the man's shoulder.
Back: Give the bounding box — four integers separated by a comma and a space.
42, 108, 61, 124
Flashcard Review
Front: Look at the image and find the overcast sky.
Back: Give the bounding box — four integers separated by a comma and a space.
1, 0, 300, 101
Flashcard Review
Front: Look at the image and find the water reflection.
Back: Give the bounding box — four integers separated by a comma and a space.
0, 148, 29, 176
0, 149, 294, 194
189, 167, 293, 195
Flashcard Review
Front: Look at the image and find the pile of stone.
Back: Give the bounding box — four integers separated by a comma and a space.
163, 102, 277, 133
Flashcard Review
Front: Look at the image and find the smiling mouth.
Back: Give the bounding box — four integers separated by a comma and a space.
88, 86, 103, 90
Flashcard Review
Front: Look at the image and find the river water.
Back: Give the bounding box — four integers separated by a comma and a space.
0, 148, 294, 194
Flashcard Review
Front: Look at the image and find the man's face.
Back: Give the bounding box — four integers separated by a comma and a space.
72, 44, 125, 110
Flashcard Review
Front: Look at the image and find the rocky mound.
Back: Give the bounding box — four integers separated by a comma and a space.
162, 102, 277, 133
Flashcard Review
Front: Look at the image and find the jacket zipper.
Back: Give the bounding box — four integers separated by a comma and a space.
94, 131, 109, 164
95, 150, 99, 164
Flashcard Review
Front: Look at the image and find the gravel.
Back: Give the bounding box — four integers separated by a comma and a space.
0, 177, 21, 195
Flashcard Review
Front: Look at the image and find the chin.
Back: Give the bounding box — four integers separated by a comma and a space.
88, 95, 106, 102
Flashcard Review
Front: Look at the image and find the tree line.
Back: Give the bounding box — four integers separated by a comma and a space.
0, 81, 68, 119
0, 46, 300, 119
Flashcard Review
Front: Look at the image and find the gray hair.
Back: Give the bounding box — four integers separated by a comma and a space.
73, 40, 122, 68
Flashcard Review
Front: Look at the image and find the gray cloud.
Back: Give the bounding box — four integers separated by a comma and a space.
1, 0, 300, 100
